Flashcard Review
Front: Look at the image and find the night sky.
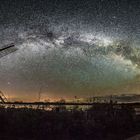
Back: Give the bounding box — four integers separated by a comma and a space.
0, 0, 140, 101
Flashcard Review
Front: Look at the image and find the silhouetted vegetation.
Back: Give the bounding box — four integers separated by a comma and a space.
0, 103, 139, 140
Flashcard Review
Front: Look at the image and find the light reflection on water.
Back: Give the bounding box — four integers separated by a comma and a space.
1, 103, 140, 116
0, 104, 90, 111
135, 108, 140, 115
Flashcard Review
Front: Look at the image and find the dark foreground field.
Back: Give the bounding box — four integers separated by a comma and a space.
0, 104, 140, 140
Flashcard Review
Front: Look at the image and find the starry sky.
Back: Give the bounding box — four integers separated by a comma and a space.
0, 0, 140, 101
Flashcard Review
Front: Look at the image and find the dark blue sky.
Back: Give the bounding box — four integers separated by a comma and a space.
0, 0, 140, 37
